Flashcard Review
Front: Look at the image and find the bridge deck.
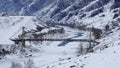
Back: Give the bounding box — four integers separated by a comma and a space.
10, 38, 99, 43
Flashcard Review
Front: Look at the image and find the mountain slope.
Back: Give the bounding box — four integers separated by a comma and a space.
37, 0, 120, 25
0, 0, 56, 15
40, 9, 120, 68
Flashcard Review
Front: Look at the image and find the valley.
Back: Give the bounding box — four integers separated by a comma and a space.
0, 0, 120, 68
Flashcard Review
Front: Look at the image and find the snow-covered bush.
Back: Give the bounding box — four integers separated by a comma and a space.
11, 62, 23, 68
77, 42, 91, 56
24, 59, 34, 68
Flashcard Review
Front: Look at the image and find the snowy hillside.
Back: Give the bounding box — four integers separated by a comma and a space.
40, 24, 120, 68
40, 40, 120, 68
40, 9, 120, 68
0, 16, 39, 44
37, 0, 120, 25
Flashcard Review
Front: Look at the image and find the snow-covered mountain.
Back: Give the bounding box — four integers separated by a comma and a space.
0, 0, 119, 22
0, 0, 120, 68
0, 0, 56, 15
37, 0, 120, 25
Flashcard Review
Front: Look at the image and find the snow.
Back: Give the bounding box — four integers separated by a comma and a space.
0, 0, 120, 68
37, 8, 120, 68
38, 29, 120, 68
0, 17, 87, 68
0, 16, 38, 44
84, 45, 120, 68
63, 45, 120, 68
34, 6, 120, 68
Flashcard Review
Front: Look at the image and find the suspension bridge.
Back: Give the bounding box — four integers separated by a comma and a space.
10, 26, 99, 47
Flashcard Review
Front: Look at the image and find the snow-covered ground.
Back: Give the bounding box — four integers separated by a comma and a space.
0, 16, 89, 68
0, 8, 120, 68
40, 40, 120, 68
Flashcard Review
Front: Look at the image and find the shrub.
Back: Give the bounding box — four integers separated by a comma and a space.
92, 28, 102, 39
11, 62, 22, 68
24, 59, 34, 68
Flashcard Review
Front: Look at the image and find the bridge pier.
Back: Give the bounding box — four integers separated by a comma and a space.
22, 27, 26, 48
88, 28, 92, 50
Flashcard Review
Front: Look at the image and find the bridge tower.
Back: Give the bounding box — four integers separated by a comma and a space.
21, 27, 26, 48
